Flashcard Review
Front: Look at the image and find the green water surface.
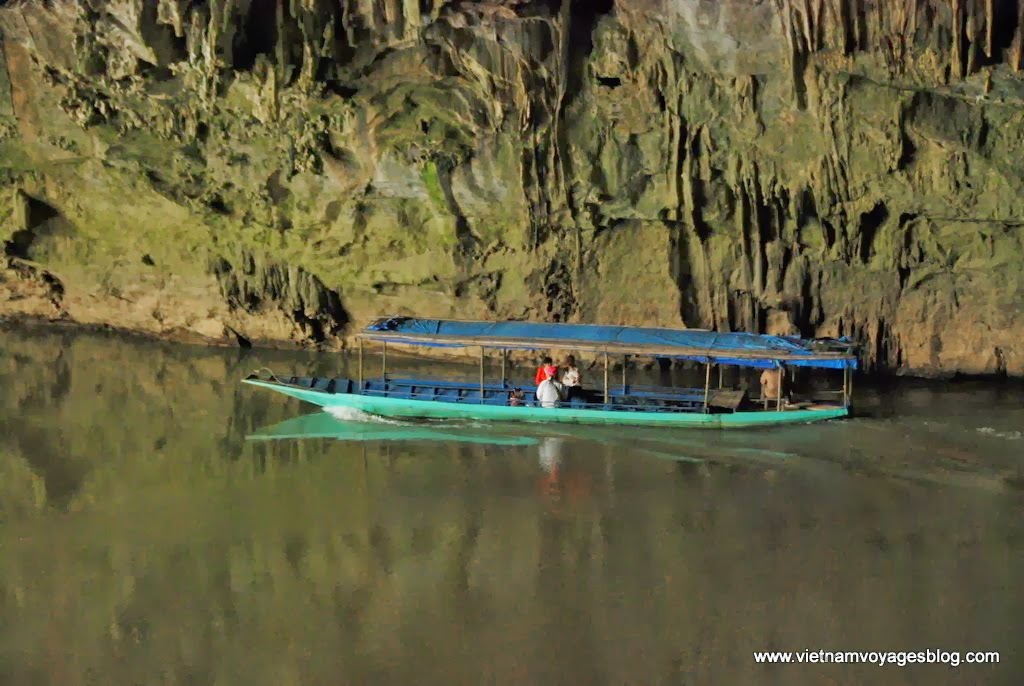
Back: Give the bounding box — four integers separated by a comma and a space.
0, 328, 1022, 685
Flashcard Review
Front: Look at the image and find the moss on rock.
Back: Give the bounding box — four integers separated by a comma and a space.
0, 0, 1023, 374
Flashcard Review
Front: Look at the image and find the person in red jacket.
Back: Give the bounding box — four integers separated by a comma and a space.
534, 356, 558, 385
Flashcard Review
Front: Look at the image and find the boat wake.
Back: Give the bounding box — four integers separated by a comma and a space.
324, 406, 408, 425
976, 427, 1022, 441
323, 407, 501, 432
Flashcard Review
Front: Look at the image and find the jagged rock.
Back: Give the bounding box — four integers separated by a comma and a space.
1, 0, 1023, 375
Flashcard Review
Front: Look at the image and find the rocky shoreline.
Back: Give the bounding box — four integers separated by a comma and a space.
4, 311, 1019, 382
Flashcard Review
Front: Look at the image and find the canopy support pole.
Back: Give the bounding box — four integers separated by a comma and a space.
500, 349, 506, 387
357, 337, 364, 392
847, 366, 854, 409
603, 351, 609, 405
703, 362, 712, 413
622, 355, 627, 392
718, 364, 724, 389
776, 364, 784, 411
479, 347, 485, 404
381, 341, 387, 380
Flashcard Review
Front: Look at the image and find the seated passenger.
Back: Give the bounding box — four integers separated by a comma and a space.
760, 367, 784, 409
560, 354, 585, 401
535, 356, 558, 385
536, 376, 564, 408
508, 388, 526, 406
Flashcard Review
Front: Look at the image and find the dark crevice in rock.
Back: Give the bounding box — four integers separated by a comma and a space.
687, 131, 713, 243
234, 0, 281, 71
4, 258, 65, 310
821, 219, 837, 251
266, 171, 290, 205
654, 88, 667, 113
550, 0, 615, 258
993, 346, 1008, 376
674, 114, 689, 227
136, 61, 175, 81
4, 196, 61, 260
434, 159, 477, 260
897, 118, 917, 169
323, 80, 358, 99
977, 114, 990, 152
795, 269, 818, 339
990, 0, 1022, 63
897, 213, 919, 290
540, 259, 575, 322
595, 75, 621, 88
858, 202, 889, 264
137, 0, 187, 66
211, 252, 349, 344
795, 188, 818, 229
26, 195, 59, 227
206, 195, 231, 215
791, 48, 809, 110
4, 232, 31, 260
227, 325, 252, 349
667, 220, 702, 329
753, 186, 774, 292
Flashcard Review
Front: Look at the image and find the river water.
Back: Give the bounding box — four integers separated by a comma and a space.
0, 328, 1021, 685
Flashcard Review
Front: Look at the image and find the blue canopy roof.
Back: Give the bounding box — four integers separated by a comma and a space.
362, 317, 858, 370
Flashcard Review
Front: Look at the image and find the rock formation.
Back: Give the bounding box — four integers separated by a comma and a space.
1, 0, 1023, 376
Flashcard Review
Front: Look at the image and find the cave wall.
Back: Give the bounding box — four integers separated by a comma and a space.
1, 0, 1023, 375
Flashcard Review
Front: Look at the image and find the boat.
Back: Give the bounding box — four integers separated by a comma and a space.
243, 316, 858, 429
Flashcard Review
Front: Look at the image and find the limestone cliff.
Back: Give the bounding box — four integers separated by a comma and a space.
1, 0, 1023, 376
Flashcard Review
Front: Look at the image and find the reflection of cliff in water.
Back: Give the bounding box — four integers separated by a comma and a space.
4, 433, 1023, 684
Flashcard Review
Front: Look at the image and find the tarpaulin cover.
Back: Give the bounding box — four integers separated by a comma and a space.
364, 317, 858, 370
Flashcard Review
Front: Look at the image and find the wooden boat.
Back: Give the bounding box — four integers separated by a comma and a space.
243, 317, 858, 429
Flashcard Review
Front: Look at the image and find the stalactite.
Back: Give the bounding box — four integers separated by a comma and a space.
1012, 3, 1024, 71
774, 0, 798, 106
853, 0, 865, 51
157, 0, 187, 38
985, 0, 994, 58
951, 0, 963, 80
967, 8, 979, 76
800, 0, 815, 51
3, 0, 1024, 372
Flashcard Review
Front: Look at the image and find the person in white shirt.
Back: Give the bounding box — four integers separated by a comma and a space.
535, 376, 564, 408
560, 355, 583, 401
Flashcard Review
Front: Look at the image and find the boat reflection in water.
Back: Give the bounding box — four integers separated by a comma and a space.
537, 436, 564, 496
533, 435, 597, 510
247, 412, 599, 506
245, 409, 541, 447
538, 436, 564, 474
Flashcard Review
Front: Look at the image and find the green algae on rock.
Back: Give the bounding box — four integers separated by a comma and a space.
1, 0, 1023, 376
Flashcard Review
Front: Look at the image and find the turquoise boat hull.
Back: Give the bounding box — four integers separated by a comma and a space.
243, 380, 848, 429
